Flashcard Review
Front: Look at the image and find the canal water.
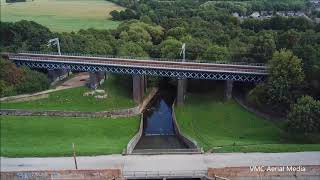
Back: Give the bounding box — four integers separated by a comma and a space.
134, 81, 188, 150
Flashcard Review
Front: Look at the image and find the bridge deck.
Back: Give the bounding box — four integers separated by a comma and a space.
7, 53, 268, 75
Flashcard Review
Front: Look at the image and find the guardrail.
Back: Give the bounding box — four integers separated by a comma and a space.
18, 51, 267, 67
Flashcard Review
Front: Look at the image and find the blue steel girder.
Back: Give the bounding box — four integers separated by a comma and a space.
14, 60, 265, 82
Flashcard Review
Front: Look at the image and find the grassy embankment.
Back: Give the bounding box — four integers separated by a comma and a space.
0, 0, 124, 32
1, 75, 136, 111
0, 115, 140, 157
175, 82, 320, 153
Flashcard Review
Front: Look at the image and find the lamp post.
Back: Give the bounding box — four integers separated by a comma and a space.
180, 43, 186, 62
47, 38, 66, 79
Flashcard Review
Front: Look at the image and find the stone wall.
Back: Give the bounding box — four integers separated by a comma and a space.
0, 107, 140, 118
1, 169, 121, 180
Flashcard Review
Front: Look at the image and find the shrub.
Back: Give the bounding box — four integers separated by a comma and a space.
0, 59, 50, 97
287, 96, 320, 134
16, 67, 50, 94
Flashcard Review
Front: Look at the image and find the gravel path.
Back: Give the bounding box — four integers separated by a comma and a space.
1, 152, 320, 172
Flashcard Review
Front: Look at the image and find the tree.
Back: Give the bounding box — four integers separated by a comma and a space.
167, 27, 187, 40
287, 96, 320, 134
202, 44, 230, 62
267, 49, 305, 107
159, 37, 182, 59
110, 10, 121, 20
117, 42, 148, 57
278, 29, 301, 49
250, 31, 276, 63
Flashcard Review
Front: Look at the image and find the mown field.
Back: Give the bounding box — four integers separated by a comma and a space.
0, 115, 139, 157
1, 75, 136, 111
175, 83, 320, 153
0, 0, 124, 32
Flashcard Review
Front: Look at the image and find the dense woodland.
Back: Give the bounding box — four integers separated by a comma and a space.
1, 0, 320, 135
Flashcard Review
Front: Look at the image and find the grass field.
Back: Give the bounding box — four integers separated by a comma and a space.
0, 115, 139, 157
0, 0, 124, 32
1, 75, 136, 111
175, 83, 320, 153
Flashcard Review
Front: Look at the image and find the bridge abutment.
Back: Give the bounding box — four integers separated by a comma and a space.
177, 78, 187, 106
48, 69, 69, 84
224, 80, 233, 100
133, 75, 145, 103
89, 72, 105, 89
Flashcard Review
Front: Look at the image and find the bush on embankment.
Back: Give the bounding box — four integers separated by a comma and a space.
0, 59, 50, 97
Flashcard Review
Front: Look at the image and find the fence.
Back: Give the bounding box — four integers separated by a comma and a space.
123, 170, 207, 178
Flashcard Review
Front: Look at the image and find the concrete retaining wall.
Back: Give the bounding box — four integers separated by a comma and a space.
0, 107, 140, 118
208, 166, 320, 180
0, 169, 121, 180
126, 115, 144, 154
126, 88, 159, 154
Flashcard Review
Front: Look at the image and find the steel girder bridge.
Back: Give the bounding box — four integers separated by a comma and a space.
5, 52, 268, 82
3, 52, 268, 104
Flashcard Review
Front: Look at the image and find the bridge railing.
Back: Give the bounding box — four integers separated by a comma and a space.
18, 51, 267, 67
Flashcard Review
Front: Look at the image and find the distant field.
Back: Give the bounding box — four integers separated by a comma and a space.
0, 0, 124, 32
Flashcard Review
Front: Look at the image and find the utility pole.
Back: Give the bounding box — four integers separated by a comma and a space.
72, 143, 78, 170
48, 38, 61, 55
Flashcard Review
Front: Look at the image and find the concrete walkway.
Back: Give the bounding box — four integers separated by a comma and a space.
1, 152, 320, 172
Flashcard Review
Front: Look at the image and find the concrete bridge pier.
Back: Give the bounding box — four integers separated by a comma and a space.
89, 72, 105, 89
133, 75, 145, 103
177, 78, 187, 106
225, 80, 233, 100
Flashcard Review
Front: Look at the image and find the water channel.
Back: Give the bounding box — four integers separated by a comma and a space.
134, 80, 189, 150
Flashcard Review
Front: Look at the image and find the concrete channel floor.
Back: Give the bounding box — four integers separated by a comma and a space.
1, 152, 320, 172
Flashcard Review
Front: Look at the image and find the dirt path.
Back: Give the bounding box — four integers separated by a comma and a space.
55, 72, 89, 90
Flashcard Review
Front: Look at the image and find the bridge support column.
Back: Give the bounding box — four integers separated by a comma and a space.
225, 80, 233, 101
133, 75, 145, 103
177, 78, 187, 106
89, 72, 105, 89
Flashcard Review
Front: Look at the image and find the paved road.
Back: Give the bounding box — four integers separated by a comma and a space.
1, 152, 320, 172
